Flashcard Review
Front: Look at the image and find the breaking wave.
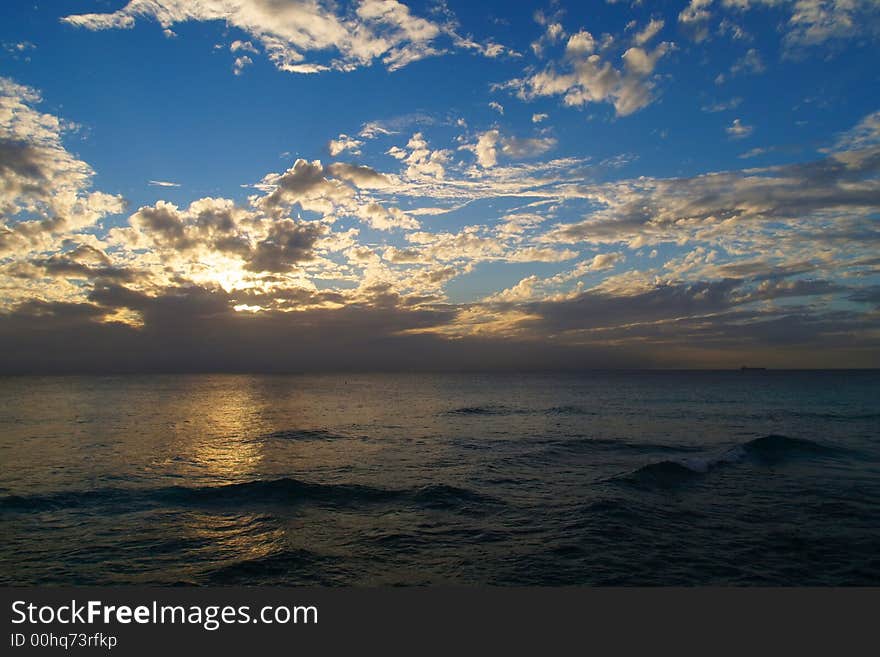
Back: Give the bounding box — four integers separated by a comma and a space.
616, 435, 841, 488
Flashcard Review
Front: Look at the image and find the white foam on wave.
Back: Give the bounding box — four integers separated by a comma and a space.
675, 445, 747, 473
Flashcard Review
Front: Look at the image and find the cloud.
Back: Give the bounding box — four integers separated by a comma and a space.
390, 132, 450, 180
13, 244, 138, 285
125, 198, 252, 259
474, 129, 501, 168
61, 0, 512, 74
730, 48, 765, 75
257, 158, 353, 214
357, 202, 420, 231
0, 77, 124, 257
784, 0, 880, 51
502, 26, 674, 116
702, 97, 742, 112
541, 127, 880, 257
468, 129, 557, 168
530, 15, 566, 57
233, 55, 253, 75
148, 180, 181, 188
726, 118, 754, 138
829, 110, 880, 151
622, 43, 673, 76
230, 40, 258, 54
676, 1, 880, 52
633, 19, 665, 46
500, 135, 558, 159
581, 252, 625, 272
325, 162, 390, 188
328, 134, 364, 156
245, 220, 323, 273
0, 283, 678, 372
3, 68, 879, 371
2, 41, 36, 61
678, 0, 713, 42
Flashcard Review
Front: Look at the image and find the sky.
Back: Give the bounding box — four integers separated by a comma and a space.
0, 0, 878, 372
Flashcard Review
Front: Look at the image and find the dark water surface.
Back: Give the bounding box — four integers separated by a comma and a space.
1, 371, 878, 585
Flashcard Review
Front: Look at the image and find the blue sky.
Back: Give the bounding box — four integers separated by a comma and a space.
0, 0, 878, 370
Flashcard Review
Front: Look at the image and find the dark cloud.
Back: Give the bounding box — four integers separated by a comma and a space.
131, 203, 196, 251
30, 256, 137, 282
1, 272, 876, 373
523, 279, 744, 333
549, 145, 880, 247
3, 283, 638, 373
850, 286, 880, 307
258, 159, 350, 212
244, 220, 323, 273
0, 139, 45, 182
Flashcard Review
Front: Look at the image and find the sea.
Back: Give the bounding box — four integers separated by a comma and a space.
1, 371, 878, 585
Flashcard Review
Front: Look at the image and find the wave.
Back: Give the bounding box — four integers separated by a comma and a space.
445, 405, 514, 416
445, 404, 597, 416
164, 477, 396, 506
541, 436, 705, 455
409, 483, 498, 510
0, 488, 138, 513
257, 428, 349, 441
0, 477, 498, 515
544, 405, 597, 416
620, 460, 707, 488
741, 434, 840, 462
616, 434, 842, 489
780, 410, 880, 421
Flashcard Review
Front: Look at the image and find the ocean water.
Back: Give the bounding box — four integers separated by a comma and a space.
1, 371, 878, 586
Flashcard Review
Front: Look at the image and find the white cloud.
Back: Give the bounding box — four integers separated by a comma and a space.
565, 30, 596, 56
61, 0, 512, 74
785, 0, 880, 50
357, 202, 420, 231
328, 134, 364, 157
503, 26, 674, 116
394, 133, 450, 180
726, 118, 754, 138
828, 110, 880, 151
678, 0, 713, 42
468, 130, 558, 168
676, 1, 879, 52
622, 42, 673, 76
730, 48, 765, 76
702, 97, 742, 112
551, 252, 626, 283
233, 55, 253, 75
474, 130, 501, 168
633, 19, 665, 46
230, 40, 258, 54
531, 19, 566, 57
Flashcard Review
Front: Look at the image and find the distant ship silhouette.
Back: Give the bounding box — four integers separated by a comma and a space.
740, 366, 768, 371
